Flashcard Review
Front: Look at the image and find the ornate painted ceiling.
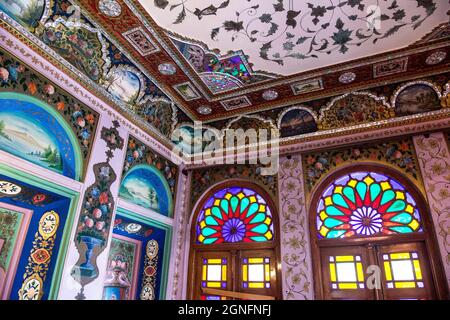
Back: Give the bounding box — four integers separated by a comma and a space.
0, 0, 449, 146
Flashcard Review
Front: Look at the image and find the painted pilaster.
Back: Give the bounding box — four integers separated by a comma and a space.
413, 132, 450, 288
278, 155, 314, 300
58, 116, 127, 300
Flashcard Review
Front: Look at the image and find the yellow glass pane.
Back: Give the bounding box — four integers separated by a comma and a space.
338, 283, 357, 289
205, 208, 211, 216
265, 231, 273, 240
395, 282, 416, 289
319, 211, 327, 221
264, 217, 272, 225
409, 219, 419, 231
214, 199, 220, 206
348, 179, 357, 188
384, 261, 392, 281
363, 176, 374, 186
249, 258, 264, 264
243, 265, 248, 281
329, 263, 337, 282
336, 255, 354, 262
335, 186, 343, 194
319, 226, 329, 237
225, 193, 232, 200
413, 260, 423, 280
249, 282, 264, 289
198, 235, 205, 243
222, 265, 227, 281
356, 263, 364, 282
202, 265, 207, 281
207, 282, 222, 288
380, 181, 391, 191
405, 204, 414, 214
265, 264, 270, 281
200, 221, 206, 228
259, 204, 266, 212
237, 192, 245, 199
324, 197, 332, 206
390, 252, 410, 260
208, 259, 222, 264
249, 196, 256, 203
395, 191, 405, 200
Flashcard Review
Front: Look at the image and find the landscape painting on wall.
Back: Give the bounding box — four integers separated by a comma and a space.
394, 84, 441, 116
0, 0, 46, 29
279, 108, 318, 138
0, 97, 78, 179
107, 68, 141, 105
119, 165, 172, 216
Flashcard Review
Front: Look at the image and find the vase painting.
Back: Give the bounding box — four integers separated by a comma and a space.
0, 97, 78, 179
0, 0, 45, 29
119, 165, 173, 216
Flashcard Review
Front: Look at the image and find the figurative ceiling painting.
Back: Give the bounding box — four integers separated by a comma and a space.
278, 107, 318, 138
0, 0, 48, 30
0, 94, 82, 180
393, 82, 442, 116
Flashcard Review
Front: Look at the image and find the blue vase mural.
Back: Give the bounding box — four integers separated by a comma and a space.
78, 236, 103, 278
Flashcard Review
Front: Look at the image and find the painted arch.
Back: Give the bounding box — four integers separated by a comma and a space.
119, 164, 173, 217
0, 92, 83, 180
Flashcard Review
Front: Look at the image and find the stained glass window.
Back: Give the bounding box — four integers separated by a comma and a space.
242, 257, 271, 289
317, 172, 422, 239
200, 258, 227, 300
383, 252, 424, 289
328, 255, 365, 290
196, 187, 274, 244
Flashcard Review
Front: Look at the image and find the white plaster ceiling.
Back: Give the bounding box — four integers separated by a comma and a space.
139, 0, 448, 76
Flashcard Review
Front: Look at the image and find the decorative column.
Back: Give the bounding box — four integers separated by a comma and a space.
278, 155, 314, 300
413, 132, 450, 287
58, 117, 127, 300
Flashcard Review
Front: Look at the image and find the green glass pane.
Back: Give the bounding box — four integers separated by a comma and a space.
343, 186, 355, 203
246, 203, 259, 218
324, 217, 344, 228
327, 230, 346, 238
203, 237, 218, 244
380, 190, 395, 205
356, 181, 367, 201
220, 199, 229, 213
250, 236, 268, 242
386, 200, 406, 213
249, 212, 265, 224
205, 216, 219, 226
251, 224, 269, 234
369, 183, 381, 202
240, 197, 250, 213
230, 196, 239, 213
202, 227, 217, 237
332, 194, 349, 208
211, 207, 222, 219
325, 206, 345, 216
391, 212, 412, 224
389, 226, 412, 234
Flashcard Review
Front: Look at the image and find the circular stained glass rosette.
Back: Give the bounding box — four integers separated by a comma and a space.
262, 90, 278, 101
125, 223, 142, 233
98, 0, 122, 17
317, 172, 421, 239
338, 72, 356, 84
197, 105, 212, 115
425, 51, 447, 65
158, 63, 177, 75
197, 187, 274, 244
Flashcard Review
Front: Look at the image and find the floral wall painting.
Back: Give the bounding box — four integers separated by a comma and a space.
137, 99, 177, 138
291, 78, 323, 96
0, 93, 83, 180
319, 92, 394, 130
393, 82, 442, 117
119, 165, 173, 217
0, 0, 48, 30
278, 107, 318, 138
104, 66, 143, 105
173, 82, 201, 101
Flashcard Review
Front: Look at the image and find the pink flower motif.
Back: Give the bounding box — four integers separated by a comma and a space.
99, 192, 109, 204
132, 150, 139, 159
44, 84, 55, 95
352, 149, 361, 157
95, 221, 105, 231
85, 218, 94, 228
77, 116, 86, 128
93, 208, 102, 219
315, 162, 323, 170
393, 150, 402, 159
17, 65, 25, 72
0, 67, 9, 81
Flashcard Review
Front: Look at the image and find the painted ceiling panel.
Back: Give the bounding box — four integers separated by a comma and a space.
139, 0, 448, 76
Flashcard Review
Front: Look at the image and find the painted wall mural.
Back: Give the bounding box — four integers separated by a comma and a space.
71, 121, 124, 299
140, 239, 159, 300
278, 155, 313, 300
123, 135, 178, 202
0, 0, 48, 30
119, 165, 173, 217
393, 81, 442, 116
303, 137, 421, 193
0, 48, 99, 180
278, 107, 318, 138
413, 133, 450, 287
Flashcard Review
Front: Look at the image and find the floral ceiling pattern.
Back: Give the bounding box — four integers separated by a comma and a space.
143, 0, 448, 76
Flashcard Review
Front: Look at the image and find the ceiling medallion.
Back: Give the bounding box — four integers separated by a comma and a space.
197, 105, 212, 115
262, 90, 279, 101
425, 51, 447, 65
98, 0, 122, 17
125, 223, 142, 233
338, 72, 357, 84
158, 63, 177, 75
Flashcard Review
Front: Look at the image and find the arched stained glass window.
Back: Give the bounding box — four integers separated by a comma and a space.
317, 171, 422, 239
196, 187, 274, 244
